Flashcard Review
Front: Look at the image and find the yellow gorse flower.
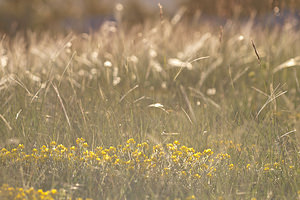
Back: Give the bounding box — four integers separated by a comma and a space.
5, 138, 292, 199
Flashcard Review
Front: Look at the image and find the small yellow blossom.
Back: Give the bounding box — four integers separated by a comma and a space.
186, 195, 195, 200
37, 189, 44, 194
264, 167, 270, 171
70, 146, 76, 151
50, 141, 56, 146
246, 164, 250, 170
76, 137, 85, 144
83, 142, 89, 148
127, 138, 136, 144
193, 173, 201, 179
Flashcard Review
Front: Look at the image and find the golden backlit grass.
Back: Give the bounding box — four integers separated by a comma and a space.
0, 17, 299, 199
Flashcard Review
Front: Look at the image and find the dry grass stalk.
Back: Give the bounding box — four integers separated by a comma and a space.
197, 58, 222, 88
273, 56, 300, 73
11, 75, 32, 96
119, 84, 139, 103
158, 3, 164, 23
233, 66, 250, 83
251, 40, 261, 65
181, 107, 193, 125
52, 83, 72, 129
255, 84, 287, 119
294, 68, 300, 93
279, 129, 296, 138
58, 51, 76, 87
0, 114, 12, 131
180, 85, 196, 123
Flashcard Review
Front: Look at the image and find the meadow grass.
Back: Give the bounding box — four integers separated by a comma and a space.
0, 18, 300, 199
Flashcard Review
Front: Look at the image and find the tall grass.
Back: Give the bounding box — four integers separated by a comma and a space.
0, 17, 300, 199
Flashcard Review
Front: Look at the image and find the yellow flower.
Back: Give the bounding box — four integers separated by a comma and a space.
83, 142, 89, 148
76, 137, 85, 144
246, 164, 250, 170
70, 146, 76, 151
37, 189, 44, 194
174, 151, 183, 156
51, 189, 57, 195
50, 141, 56, 146
164, 168, 170, 175
187, 147, 195, 153
203, 149, 213, 155
127, 138, 136, 144
186, 195, 195, 200
264, 167, 270, 171
193, 173, 201, 179
25, 187, 34, 193
193, 152, 202, 158
114, 158, 120, 164
1, 148, 8, 153
109, 146, 116, 153
180, 145, 188, 152
142, 142, 149, 149
228, 164, 234, 170
263, 163, 271, 171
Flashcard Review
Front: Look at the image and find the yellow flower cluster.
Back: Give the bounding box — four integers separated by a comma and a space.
0, 138, 234, 199
0, 138, 298, 199
0, 184, 57, 200
262, 161, 295, 172
0, 138, 231, 180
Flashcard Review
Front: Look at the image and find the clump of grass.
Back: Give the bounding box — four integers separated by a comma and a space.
0, 17, 300, 199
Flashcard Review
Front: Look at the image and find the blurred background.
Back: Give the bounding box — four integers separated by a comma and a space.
0, 0, 300, 34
